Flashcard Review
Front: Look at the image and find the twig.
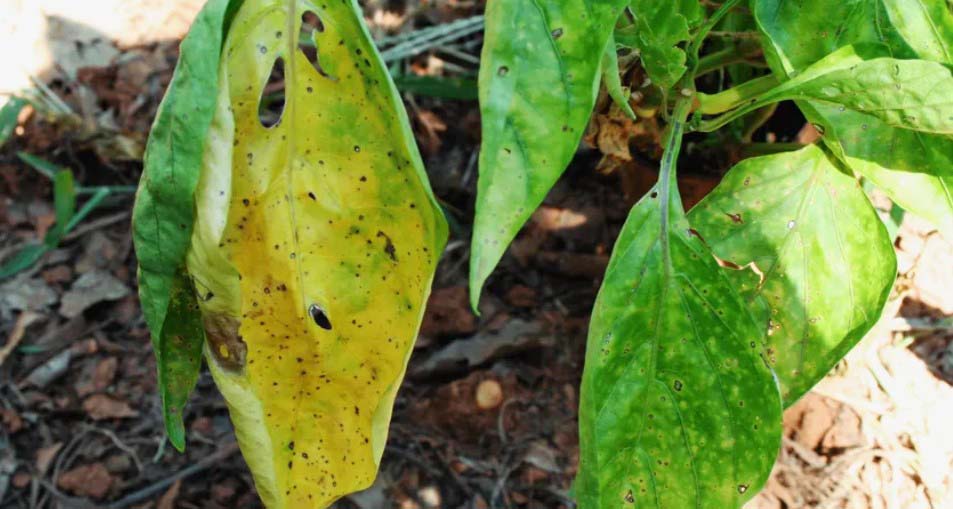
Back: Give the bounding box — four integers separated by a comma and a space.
81, 425, 143, 473
105, 442, 239, 509
63, 211, 131, 241
35, 478, 98, 509
379, 16, 484, 62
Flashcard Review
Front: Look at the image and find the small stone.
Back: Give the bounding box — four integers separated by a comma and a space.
475, 379, 503, 410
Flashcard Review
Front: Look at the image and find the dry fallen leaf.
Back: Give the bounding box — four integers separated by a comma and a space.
158, 479, 182, 509
36, 442, 63, 475
78, 357, 118, 397
11, 471, 30, 489
411, 319, 551, 378
82, 394, 138, 420
57, 463, 114, 499
59, 270, 130, 318
0, 409, 23, 434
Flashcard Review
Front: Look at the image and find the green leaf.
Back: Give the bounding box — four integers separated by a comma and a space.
181, 0, 448, 506
616, 0, 703, 90
65, 187, 111, 233
688, 145, 896, 404
0, 244, 49, 280
602, 35, 637, 120
754, 0, 916, 71
576, 107, 781, 509
703, 45, 953, 134
0, 97, 26, 148
49, 169, 76, 242
754, 0, 953, 237
17, 152, 59, 180
470, 0, 628, 308
849, 157, 953, 234
158, 269, 206, 450
131, 0, 237, 447
881, 0, 953, 64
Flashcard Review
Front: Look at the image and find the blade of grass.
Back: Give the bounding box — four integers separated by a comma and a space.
0, 98, 27, 148
17, 152, 59, 180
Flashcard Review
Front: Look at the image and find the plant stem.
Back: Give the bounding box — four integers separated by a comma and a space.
688, 0, 745, 65
741, 102, 778, 142
707, 30, 762, 39
696, 40, 763, 77
695, 74, 779, 114
658, 97, 693, 270
739, 142, 806, 158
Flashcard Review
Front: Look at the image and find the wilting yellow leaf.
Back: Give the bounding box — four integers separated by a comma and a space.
185, 0, 447, 506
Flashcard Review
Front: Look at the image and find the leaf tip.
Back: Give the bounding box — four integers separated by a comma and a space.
165, 417, 187, 452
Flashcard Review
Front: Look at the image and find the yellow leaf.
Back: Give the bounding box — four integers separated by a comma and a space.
185, 0, 447, 506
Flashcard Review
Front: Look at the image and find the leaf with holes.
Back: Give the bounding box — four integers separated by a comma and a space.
614, 0, 703, 90
753, 0, 953, 237
138, 0, 447, 506
576, 115, 782, 509
131, 0, 239, 451
688, 145, 896, 404
469, 0, 628, 308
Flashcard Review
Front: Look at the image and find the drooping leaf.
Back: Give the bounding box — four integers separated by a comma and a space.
131, 0, 238, 447
576, 113, 781, 509
470, 0, 628, 308
602, 34, 637, 120
754, 0, 953, 237
157, 269, 207, 449
615, 0, 704, 90
688, 145, 896, 404
183, 0, 447, 507
708, 45, 953, 134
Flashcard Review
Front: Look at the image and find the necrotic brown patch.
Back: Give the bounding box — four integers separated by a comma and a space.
204, 313, 247, 372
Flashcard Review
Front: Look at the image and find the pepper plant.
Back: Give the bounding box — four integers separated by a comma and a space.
133, 0, 953, 507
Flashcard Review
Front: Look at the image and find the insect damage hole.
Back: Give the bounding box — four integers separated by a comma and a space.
309, 303, 332, 330
258, 57, 286, 128
298, 10, 335, 80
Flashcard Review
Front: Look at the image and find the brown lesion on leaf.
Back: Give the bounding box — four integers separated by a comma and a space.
376, 231, 398, 262
203, 313, 247, 372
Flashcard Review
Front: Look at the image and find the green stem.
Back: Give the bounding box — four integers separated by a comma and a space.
707, 30, 762, 39
696, 74, 779, 114
687, 0, 745, 66
739, 142, 806, 158
658, 98, 693, 269
695, 40, 762, 77
741, 102, 778, 142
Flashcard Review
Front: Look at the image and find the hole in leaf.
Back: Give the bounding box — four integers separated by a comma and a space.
298, 10, 335, 80
309, 304, 332, 330
258, 57, 285, 128
301, 10, 324, 33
